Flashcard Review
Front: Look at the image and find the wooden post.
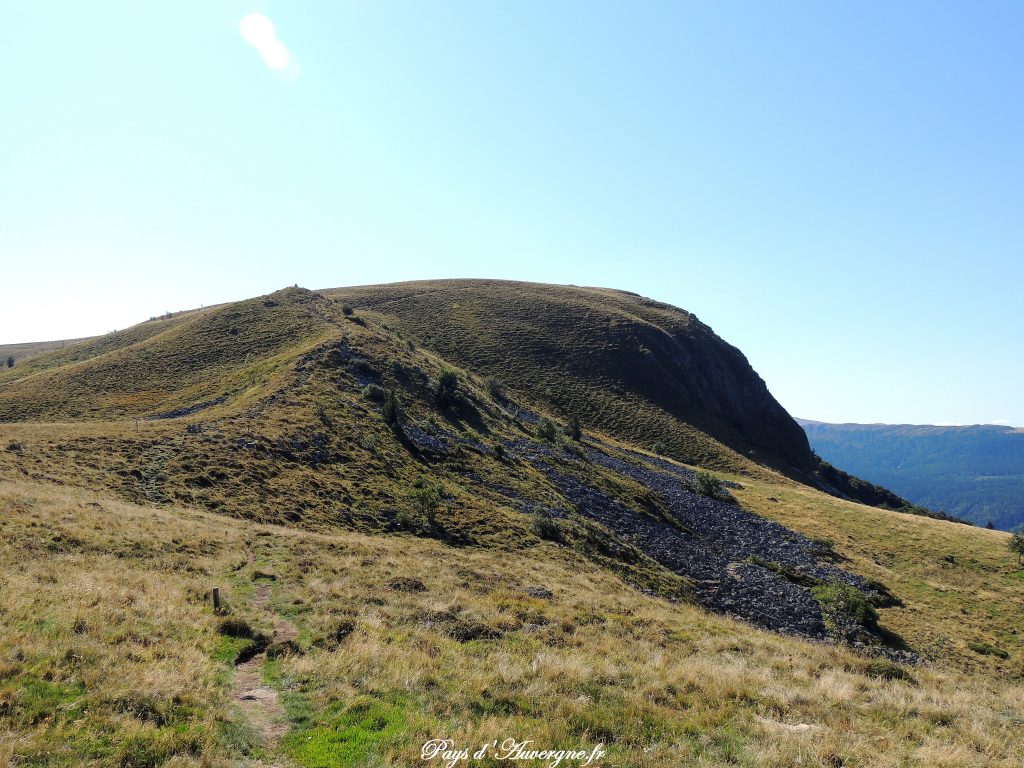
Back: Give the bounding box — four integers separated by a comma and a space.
212, 587, 221, 613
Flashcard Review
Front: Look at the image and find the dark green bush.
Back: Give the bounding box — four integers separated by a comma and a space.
1009, 525, 1024, 564
316, 403, 332, 427
812, 583, 879, 629
863, 659, 916, 683
382, 389, 402, 427
533, 510, 564, 543
968, 640, 1009, 659
485, 377, 505, 400
362, 383, 388, 402
435, 370, 462, 410
406, 479, 445, 530
535, 418, 558, 442
691, 470, 726, 500
566, 416, 582, 441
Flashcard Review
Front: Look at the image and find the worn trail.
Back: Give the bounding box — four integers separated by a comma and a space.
230, 570, 298, 766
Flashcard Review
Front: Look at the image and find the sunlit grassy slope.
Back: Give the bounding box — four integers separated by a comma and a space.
1, 282, 1022, 766
2, 480, 1023, 768
0, 290, 332, 421
733, 477, 1024, 675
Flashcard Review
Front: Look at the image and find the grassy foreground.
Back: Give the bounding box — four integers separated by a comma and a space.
2, 479, 1023, 768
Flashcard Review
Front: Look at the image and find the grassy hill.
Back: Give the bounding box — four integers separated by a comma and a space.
800, 420, 1024, 530
0, 338, 93, 368
1, 281, 1023, 766
329, 280, 811, 478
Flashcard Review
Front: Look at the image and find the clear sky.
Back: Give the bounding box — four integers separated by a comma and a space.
2, 2, 1021, 426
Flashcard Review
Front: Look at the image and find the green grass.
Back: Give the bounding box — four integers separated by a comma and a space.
282, 695, 410, 768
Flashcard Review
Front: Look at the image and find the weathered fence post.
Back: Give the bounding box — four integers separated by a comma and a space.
213, 587, 221, 613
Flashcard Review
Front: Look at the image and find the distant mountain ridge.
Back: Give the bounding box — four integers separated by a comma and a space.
799, 419, 1024, 530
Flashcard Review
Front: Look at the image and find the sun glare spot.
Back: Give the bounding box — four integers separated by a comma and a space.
240, 13, 292, 72
261, 40, 290, 70
240, 13, 276, 47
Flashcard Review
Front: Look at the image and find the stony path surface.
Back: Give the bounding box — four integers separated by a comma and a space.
230, 575, 297, 766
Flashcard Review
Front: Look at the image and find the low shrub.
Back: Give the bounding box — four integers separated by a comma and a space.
533, 510, 564, 543
435, 370, 463, 410
968, 640, 1009, 659
362, 383, 388, 402
382, 389, 402, 427
535, 418, 558, 442
863, 659, 916, 683
566, 416, 582, 441
812, 582, 879, 630
691, 470, 726, 500
485, 377, 505, 400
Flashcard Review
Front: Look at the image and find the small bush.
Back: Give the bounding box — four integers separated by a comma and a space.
382, 389, 402, 427
863, 659, 916, 683
485, 377, 505, 400
651, 441, 667, 455
435, 370, 462, 410
266, 640, 302, 659
388, 577, 427, 592
5, 356, 13, 369
362, 383, 388, 402
691, 470, 726, 500
566, 416, 582, 441
968, 640, 1009, 659
315, 403, 332, 427
535, 418, 558, 442
448, 620, 503, 643
316, 619, 356, 650
1009, 525, 1024, 564
812, 582, 879, 629
406, 479, 444, 530
493, 443, 506, 461
217, 618, 261, 640
533, 510, 564, 543
341, 304, 355, 316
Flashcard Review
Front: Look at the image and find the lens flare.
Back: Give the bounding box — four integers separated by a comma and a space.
240, 13, 291, 71
240, 13, 275, 47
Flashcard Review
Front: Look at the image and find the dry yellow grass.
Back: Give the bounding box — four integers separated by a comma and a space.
2, 478, 1023, 768
733, 475, 1024, 675
2, 283, 1023, 766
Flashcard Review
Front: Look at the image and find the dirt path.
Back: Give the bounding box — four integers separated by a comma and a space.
230, 578, 298, 764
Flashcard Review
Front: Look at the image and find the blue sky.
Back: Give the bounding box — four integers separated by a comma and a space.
2, 1, 1021, 426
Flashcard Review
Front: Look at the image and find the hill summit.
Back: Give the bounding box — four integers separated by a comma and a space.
0, 280, 927, 515
2, 280, 1022, 767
